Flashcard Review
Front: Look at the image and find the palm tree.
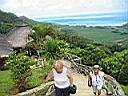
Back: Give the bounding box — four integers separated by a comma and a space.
41, 39, 60, 60
40, 39, 70, 60
26, 24, 58, 57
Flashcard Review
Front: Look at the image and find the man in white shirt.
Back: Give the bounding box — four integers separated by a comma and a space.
44, 60, 73, 96
88, 65, 109, 96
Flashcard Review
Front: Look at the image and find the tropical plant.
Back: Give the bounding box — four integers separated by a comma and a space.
32, 24, 57, 39
40, 39, 70, 60
41, 39, 60, 60
27, 24, 58, 57
6, 53, 36, 92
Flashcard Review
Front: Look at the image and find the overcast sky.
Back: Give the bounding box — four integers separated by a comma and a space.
0, 0, 127, 19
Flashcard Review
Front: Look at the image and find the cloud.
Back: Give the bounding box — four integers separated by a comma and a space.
0, 0, 127, 18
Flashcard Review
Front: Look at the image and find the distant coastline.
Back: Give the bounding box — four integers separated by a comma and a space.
35, 11, 128, 26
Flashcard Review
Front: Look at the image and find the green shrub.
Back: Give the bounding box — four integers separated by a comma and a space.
118, 56, 128, 84
6, 53, 36, 92
71, 44, 107, 66
41, 59, 54, 80
99, 48, 128, 83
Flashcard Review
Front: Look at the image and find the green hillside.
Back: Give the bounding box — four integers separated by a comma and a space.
60, 25, 128, 45
0, 10, 23, 34
0, 10, 22, 23
0, 10, 38, 34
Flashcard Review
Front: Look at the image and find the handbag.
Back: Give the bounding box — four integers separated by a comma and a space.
88, 79, 92, 87
88, 74, 92, 87
69, 84, 77, 94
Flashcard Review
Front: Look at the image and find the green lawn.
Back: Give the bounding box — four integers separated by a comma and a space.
0, 69, 43, 96
121, 85, 128, 96
0, 70, 14, 96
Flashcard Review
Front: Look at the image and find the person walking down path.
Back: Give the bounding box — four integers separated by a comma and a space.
88, 65, 110, 96
44, 60, 74, 96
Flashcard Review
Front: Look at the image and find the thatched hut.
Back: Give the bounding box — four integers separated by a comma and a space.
0, 35, 13, 70
0, 35, 13, 57
7, 26, 32, 49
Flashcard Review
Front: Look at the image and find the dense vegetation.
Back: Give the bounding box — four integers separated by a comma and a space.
100, 48, 128, 84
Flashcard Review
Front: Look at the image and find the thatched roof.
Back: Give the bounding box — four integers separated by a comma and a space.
7, 26, 32, 48
0, 35, 13, 57
0, 26, 32, 57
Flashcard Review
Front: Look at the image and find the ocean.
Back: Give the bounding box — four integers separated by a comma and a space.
35, 12, 128, 26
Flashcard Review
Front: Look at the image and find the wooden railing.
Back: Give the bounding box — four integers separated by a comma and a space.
15, 82, 55, 96
104, 76, 125, 96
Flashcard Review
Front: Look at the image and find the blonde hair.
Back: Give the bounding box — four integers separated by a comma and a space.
54, 60, 63, 68
55, 60, 63, 64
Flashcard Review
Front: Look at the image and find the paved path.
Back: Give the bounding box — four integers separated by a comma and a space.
62, 60, 106, 96
73, 73, 93, 96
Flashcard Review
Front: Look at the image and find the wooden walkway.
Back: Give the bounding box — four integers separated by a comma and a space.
62, 60, 106, 96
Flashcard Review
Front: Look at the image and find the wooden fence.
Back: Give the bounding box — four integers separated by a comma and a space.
14, 82, 54, 96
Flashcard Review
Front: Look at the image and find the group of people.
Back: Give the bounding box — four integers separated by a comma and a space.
44, 60, 109, 96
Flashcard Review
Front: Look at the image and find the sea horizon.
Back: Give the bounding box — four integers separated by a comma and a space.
35, 11, 128, 26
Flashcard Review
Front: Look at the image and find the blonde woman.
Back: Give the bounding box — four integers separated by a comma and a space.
44, 60, 73, 96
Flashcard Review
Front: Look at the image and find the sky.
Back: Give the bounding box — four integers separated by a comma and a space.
0, 0, 128, 19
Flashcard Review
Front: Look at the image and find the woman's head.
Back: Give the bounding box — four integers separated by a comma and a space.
93, 65, 100, 74
54, 60, 63, 73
